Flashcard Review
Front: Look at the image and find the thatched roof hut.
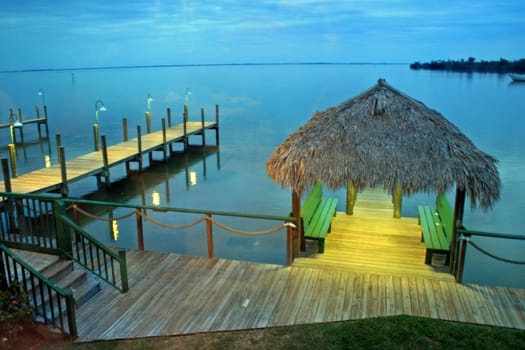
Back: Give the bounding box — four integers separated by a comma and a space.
266, 78, 501, 210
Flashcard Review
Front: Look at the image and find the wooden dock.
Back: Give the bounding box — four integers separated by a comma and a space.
69, 250, 524, 342
1, 120, 218, 194
294, 188, 453, 280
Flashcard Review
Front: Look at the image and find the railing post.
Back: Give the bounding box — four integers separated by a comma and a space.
455, 234, 468, 283
206, 214, 214, 258
8, 144, 16, 178
54, 199, 72, 256
65, 294, 78, 337
119, 249, 129, 292
167, 107, 172, 127
0, 249, 7, 290
286, 222, 293, 266
215, 104, 220, 146
59, 146, 68, 196
101, 135, 110, 189
122, 118, 128, 141
145, 112, 151, 134
135, 209, 144, 251
201, 107, 206, 147
183, 104, 188, 151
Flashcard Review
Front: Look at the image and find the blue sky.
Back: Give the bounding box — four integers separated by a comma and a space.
1, 0, 524, 70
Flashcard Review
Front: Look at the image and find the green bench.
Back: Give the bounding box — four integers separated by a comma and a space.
417, 194, 453, 265
300, 182, 338, 253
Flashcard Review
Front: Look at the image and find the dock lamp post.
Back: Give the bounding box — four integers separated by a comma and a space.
94, 99, 106, 151
146, 93, 153, 133
37, 89, 46, 107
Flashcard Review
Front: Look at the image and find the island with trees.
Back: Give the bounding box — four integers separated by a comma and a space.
409, 57, 525, 73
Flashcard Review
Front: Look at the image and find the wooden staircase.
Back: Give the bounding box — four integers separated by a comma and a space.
13, 250, 102, 325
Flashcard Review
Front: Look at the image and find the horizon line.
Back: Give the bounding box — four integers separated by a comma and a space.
0, 62, 409, 74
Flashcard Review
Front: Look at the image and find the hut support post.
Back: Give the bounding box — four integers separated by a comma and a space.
393, 184, 402, 218
346, 182, 356, 215
450, 187, 466, 276
292, 190, 302, 259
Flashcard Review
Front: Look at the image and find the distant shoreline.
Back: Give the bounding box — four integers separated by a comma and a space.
0, 62, 407, 74
410, 57, 525, 74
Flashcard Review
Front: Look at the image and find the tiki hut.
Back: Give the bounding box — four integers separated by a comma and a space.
266, 78, 501, 258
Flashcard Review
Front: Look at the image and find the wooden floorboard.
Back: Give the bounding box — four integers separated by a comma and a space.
69, 249, 525, 342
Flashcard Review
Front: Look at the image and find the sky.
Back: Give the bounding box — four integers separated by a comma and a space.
1, 0, 524, 71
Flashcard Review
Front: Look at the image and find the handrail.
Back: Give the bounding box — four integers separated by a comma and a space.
54, 208, 129, 292
457, 228, 525, 240
63, 198, 294, 222
0, 243, 77, 337
454, 228, 525, 283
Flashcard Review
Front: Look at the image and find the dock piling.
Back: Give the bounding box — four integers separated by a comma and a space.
8, 144, 16, 178
1, 158, 12, 192
93, 124, 100, 151
59, 146, 68, 196
146, 112, 151, 134
122, 118, 128, 141
201, 108, 206, 147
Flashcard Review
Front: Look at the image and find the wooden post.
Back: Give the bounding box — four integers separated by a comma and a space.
101, 135, 110, 189
183, 104, 188, 151
167, 107, 172, 127
56, 133, 62, 165
1, 158, 12, 192
59, 146, 68, 196
161, 118, 167, 161
146, 112, 151, 134
8, 144, 16, 178
201, 107, 206, 147
118, 250, 129, 292
137, 125, 143, 172
393, 184, 402, 218
9, 108, 14, 125
346, 182, 356, 215
122, 118, 128, 141
136, 209, 144, 251
286, 222, 293, 266
93, 124, 99, 151
35, 105, 43, 138
215, 104, 220, 146
43, 106, 49, 137
292, 190, 301, 258
455, 234, 468, 283
450, 188, 466, 274
206, 214, 214, 258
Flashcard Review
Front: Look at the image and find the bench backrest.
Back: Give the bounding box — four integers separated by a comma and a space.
436, 193, 454, 238
301, 182, 322, 225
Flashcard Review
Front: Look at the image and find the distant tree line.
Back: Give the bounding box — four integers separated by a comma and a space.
409, 57, 525, 73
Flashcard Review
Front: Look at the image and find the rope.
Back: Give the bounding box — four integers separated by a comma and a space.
136, 210, 208, 229
207, 216, 295, 236
73, 206, 136, 222
464, 238, 525, 265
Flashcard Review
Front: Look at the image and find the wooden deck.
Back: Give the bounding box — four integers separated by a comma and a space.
1, 121, 217, 194
295, 188, 453, 280
71, 250, 524, 342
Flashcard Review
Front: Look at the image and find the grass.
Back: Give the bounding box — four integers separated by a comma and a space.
50, 315, 524, 350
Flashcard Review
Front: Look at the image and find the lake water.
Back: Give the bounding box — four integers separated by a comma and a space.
1, 64, 524, 288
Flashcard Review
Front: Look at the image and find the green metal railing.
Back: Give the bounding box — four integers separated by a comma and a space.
0, 243, 77, 337
454, 228, 525, 283
0, 192, 128, 292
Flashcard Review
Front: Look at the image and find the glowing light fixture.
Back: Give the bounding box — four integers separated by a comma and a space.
152, 190, 161, 206
111, 220, 119, 241
37, 89, 46, 106
190, 171, 197, 186
147, 93, 153, 112
44, 155, 51, 168
95, 99, 106, 124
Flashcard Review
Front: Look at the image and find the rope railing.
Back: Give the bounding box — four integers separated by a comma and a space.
71, 204, 294, 236
69, 202, 296, 265
460, 236, 525, 265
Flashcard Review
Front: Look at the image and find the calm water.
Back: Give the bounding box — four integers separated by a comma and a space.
1, 64, 524, 288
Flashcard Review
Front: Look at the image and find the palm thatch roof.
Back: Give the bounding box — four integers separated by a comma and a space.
266, 79, 500, 208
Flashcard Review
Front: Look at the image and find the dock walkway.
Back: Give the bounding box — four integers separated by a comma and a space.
1, 121, 217, 194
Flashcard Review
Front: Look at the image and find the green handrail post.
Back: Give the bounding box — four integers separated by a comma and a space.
65, 294, 78, 337
119, 249, 129, 292
54, 199, 72, 257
